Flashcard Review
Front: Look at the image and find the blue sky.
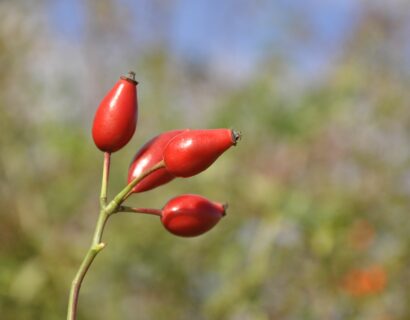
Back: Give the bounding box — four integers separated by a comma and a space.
47, 0, 360, 74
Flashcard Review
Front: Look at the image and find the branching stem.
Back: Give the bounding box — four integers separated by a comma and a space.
67, 158, 165, 320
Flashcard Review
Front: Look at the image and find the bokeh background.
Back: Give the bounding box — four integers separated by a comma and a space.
1, 0, 410, 319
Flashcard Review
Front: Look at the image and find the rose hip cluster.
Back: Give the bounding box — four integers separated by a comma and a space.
92, 72, 240, 237
68, 71, 240, 320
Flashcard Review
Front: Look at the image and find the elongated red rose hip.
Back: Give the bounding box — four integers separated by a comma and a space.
92, 72, 138, 153
128, 130, 187, 193
161, 194, 226, 237
163, 129, 240, 177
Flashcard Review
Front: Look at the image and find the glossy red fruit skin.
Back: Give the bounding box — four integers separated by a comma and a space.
161, 194, 226, 237
163, 129, 238, 178
128, 130, 187, 193
92, 75, 138, 153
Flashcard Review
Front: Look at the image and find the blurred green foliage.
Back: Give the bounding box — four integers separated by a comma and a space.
1, 1, 410, 320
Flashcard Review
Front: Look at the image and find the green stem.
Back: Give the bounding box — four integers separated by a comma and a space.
67, 159, 166, 320
67, 207, 109, 320
118, 206, 162, 217
67, 153, 111, 320
67, 241, 105, 320
106, 160, 165, 212
100, 152, 110, 208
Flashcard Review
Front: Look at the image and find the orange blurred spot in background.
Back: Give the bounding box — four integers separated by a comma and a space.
341, 265, 387, 296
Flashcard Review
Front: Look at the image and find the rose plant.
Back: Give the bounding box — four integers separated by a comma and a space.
67, 72, 240, 320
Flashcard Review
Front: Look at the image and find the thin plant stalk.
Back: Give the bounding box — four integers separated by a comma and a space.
118, 206, 162, 216
67, 159, 165, 320
100, 152, 111, 208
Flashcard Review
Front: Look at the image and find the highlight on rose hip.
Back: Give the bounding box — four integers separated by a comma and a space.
67, 71, 241, 320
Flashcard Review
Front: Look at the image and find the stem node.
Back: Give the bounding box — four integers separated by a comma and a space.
67, 159, 165, 320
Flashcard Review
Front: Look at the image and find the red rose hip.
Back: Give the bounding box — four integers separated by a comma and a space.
128, 130, 186, 193
163, 129, 240, 177
161, 194, 226, 237
92, 72, 138, 153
